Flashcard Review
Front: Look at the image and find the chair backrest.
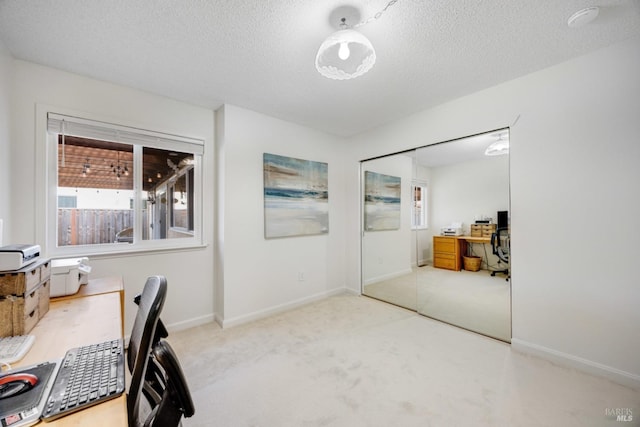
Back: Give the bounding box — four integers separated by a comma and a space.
138, 339, 195, 427
132, 290, 171, 411
127, 275, 168, 424
132, 293, 169, 361
491, 228, 510, 263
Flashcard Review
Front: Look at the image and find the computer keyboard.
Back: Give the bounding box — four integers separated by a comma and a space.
41, 339, 125, 422
0, 334, 35, 364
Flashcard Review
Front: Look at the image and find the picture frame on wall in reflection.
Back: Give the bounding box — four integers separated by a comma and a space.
364, 171, 401, 231
263, 153, 329, 239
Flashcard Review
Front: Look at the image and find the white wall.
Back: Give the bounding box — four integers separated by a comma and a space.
0, 40, 11, 245
427, 155, 509, 266
429, 156, 508, 233
346, 36, 640, 387
217, 104, 347, 326
8, 60, 216, 335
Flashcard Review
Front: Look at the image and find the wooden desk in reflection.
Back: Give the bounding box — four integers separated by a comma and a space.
459, 235, 491, 245
433, 235, 492, 271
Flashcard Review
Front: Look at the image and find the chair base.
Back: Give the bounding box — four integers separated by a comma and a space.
491, 268, 510, 281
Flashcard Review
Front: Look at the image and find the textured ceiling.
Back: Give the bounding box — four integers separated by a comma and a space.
1, 0, 639, 137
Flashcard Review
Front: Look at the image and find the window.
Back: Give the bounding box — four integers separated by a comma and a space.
58, 195, 77, 208
169, 168, 194, 231
46, 113, 203, 255
411, 182, 427, 229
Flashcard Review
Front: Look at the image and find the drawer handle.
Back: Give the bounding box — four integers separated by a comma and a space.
28, 309, 36, 318
30, 291, 36, 298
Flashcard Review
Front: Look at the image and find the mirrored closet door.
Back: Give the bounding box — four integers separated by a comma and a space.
361, 130, 511, 342
361, 150, 417, 311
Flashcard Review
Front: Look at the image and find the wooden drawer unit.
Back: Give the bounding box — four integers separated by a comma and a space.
0, 298, 13, 336
433, 253, 457, 270
471, 223, 497, 237
0, 259, 51, 336
12, 295, 40, 336
0, 266, 40, 295
40, 260, 51, 283
38, 280, 51, 316
433, 236, 466, 271
481, 223, 496, 237
0, 293, 40, 336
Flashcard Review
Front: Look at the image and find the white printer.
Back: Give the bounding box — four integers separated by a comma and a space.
441, 222, 463, 236
50, 257, 92, 297
0, 244, 41, 271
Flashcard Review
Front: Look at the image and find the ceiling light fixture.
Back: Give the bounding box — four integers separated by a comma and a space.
315, 0, 399, 80
112, 152, 123, 181
484, 134, 509, 156
567, 7, 600, 28
81, 157, 91, 177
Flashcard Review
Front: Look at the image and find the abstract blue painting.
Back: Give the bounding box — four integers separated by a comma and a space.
263, 153, 329, 238
364, 171, 401, 231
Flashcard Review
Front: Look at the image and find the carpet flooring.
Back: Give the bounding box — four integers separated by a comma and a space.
168, 294, 638, 427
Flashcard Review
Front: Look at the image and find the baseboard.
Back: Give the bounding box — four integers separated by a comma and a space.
220, 288, 348, 328
343, 287, 360, 296
511, 338, 640, 390
126, 289, 356, 343
363, 267, 413, 286
214, 312, 224, 327
123, 313, 215, 345
166, 313, 215, 333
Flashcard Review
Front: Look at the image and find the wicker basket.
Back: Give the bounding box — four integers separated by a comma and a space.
463, 256, 482, 272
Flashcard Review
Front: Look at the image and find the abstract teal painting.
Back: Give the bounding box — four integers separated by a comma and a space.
263, 153, 329, 238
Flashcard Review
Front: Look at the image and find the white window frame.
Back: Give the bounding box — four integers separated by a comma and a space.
411, 181, 428, 230
168, 167, 194, 233
35, 105, 205, 257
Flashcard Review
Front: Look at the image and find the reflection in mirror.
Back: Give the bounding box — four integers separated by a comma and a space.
361, 150, 417, 311
415, 129, 510, 341
360, 129, 511, 342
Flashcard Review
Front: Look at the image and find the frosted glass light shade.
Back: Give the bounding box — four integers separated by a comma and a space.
484, 139, 509, 156
315, 29, 376, 80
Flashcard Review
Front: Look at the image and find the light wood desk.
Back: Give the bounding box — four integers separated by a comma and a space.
433, 235, 493, 271
459, 235, 491, 245
13, 279, 127, 427
459, 236, 493, 270
52, 276, 125, 335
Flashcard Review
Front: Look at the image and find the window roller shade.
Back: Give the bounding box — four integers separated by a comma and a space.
47, 113, 204, 155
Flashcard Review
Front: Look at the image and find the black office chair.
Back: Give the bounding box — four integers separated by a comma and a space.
135, 339, 195, 427
133, 292, 170, 408
127, 276, 168, 425
491, 228, 510, 280
134, 293, 169, 346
